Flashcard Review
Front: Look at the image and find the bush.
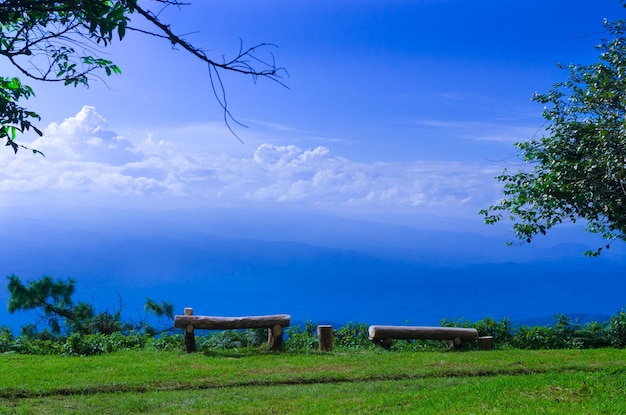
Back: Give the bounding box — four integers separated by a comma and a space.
61, 331, 151, 356
285, 321, 318, 351
334, 322, 372, 350
3, 311, 626, 355
511, 325, 561, 350
473, 317, 514, 347
150, 333, 184, 351
609, 309, 626, 348
441, 316, 514, 350
509, 314, 612, 350
13, 337, 64, 355
196, 328, 267, 351
572, 320, 611, 349
64, 333, 109, 356
110, 331, 150, 350
0, 326, 14, 353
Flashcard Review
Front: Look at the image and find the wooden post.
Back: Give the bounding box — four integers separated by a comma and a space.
317, 325, 333, 352
478, 336, 494, 351
268, 324, 284, 351
183, 308, 196, 353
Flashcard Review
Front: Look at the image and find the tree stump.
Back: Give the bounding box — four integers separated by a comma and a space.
317, 325, 333, 352
478, 336, 494, 350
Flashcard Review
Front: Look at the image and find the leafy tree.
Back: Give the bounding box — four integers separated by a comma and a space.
7, 274, 125, 336
481, 12, 626, 256
1, 0, 285, 153
143, 297, 175, 335
6, 274, 177, 337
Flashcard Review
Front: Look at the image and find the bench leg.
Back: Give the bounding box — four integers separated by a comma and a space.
447, 337, 463, 350
268, 324, 284, 351
182, 308, 197, 353
371, 337, 393, 349
184, 324, 197, 353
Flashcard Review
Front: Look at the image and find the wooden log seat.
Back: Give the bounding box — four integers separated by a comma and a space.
174, 309, 291, 352
368, 325, 479, 349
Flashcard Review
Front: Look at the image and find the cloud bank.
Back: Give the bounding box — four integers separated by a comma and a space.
0, 106, 505, 217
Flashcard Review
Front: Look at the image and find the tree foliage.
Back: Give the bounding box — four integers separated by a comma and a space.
7, 274, 121, 336
7, 274, 174, 337
481, 13, 626, 255
143, 297, 175, 335
1, 0, 285, 153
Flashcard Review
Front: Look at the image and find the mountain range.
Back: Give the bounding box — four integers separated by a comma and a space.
1, 208, 624, 333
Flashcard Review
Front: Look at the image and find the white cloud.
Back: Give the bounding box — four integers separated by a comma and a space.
31, 106, 139, 164
413, 119, 542, 143
253, 143, 331, 166
0, 106, 506, 217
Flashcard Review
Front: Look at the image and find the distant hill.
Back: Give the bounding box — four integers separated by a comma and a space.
0, 209, 624, 333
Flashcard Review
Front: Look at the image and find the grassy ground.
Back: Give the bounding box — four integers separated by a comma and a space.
1, 348, 625, 414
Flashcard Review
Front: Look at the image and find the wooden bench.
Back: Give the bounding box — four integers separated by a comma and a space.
368, 325, 492, 350
174, 308, 291, 352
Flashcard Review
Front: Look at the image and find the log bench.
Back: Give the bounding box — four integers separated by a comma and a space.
368, 325, 492, 350
174, 308, 291, 352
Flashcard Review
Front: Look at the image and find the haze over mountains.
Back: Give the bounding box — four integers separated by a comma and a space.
1, 208, 625, 333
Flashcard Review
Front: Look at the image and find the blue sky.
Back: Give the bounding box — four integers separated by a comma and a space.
2, 1, 625, 232
4, 1, 626, 331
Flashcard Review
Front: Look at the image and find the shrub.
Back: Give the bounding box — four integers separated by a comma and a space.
61, 331, 151, 356
473, 317, 514, 347
245, 327, 268, 347
0, 326, 14, 353
196, 328, 267, 351
285, 321, 318, 351
441, 316, 514, 349
150, 333, 184, 351
511, 325, 561, 350
609, 309, 626, 348
572, 321, 611, 349
13, 337, 64, 355
3, 312, 625, 355
334, 322, 372, 350
64, 333, 108, 356
553, 314, 577, 348
111, 331, 150, 350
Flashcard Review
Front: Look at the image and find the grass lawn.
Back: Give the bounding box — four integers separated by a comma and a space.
1, 348, 625, 414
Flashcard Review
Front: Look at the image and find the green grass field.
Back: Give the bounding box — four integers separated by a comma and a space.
1, 348, 625, 414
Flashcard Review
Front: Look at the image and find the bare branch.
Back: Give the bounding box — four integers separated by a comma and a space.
130, 2, 288, 136
0, 0, 288, 153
